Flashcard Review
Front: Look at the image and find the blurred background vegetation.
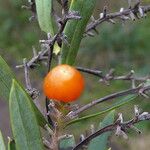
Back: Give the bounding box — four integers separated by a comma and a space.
0, 0, 150, 149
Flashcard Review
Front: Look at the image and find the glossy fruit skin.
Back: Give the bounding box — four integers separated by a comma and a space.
43, 64, 85, 102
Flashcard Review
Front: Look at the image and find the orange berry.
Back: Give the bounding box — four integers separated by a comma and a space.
43, 64, 85, 102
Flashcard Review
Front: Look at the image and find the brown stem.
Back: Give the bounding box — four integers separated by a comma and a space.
67, 85, 150, 118
73, 113, 150, 150
86, 4, 150, 33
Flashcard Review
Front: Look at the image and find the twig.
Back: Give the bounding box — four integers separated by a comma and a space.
76, 67, 103, 78
73, 109, 150, 150
23, 58, 32, 90
16, 11, 81, 69
66, 84, 150, 119
16, 48, 49, 69
77, 67, 150, 83
45, 34, 55, 127
23, 58, 39, 99
86, 4, 150, 34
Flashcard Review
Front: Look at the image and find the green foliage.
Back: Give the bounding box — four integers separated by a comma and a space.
0, 130, 6, 150
9, 80, 44, 150
88, 110, 115, 150
60, 0, 97, 65
0, 1, 150, 149
59, 135, 76, 150
35, 0, 56, 34
0, 55, 15, 101
0, 55, 49, 129
35, 0, 60, 54
65, 94, 137, 127
8, 139, 16, 150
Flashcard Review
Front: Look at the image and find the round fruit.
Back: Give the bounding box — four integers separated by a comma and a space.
43, 64, 85, 102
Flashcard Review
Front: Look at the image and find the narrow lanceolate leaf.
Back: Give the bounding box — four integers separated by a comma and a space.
88, 110, 115, 150
35, 0, 60, 54
0, 55, 49, 129
9, 80, 44, 150
8, 138, 16, 150
35, 0, 55, 34
31, 100, 50, 128
0, 55, 15, 101
0, 130, 6, 150
61, 0, 97, 65
65, 94, 136, 127
59, 135, 76, 150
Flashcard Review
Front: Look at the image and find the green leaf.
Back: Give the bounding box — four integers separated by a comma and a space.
35, 0, 60, 54
59, 135, 76, 150
0, 55, 15, 101
9, 80, 44, 150
60, 0, 97, 65
35, 0, 55, 34
65, 94, 136, 127
0, 130, 6, 150
88, 110, 115, 150
8, 138, 16, 150
0, 55, 50, 129
31, 98, 50, 128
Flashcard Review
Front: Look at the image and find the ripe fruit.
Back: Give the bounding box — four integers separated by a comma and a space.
43, 64, 85, 102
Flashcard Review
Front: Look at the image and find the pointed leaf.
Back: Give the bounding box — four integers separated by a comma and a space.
9, 80, 44, 150
35, 0, 55, 34
35, 0, 60, 54
61, 0, 97, 65
88, 110, 115, 150
65, 94, 136, 127
0, 55, 15, 101
59, 135, 76, 150
31, 100, 50, 128
0, 130, 6, 150
8, 139, 16, 150
0, 55, 49, 129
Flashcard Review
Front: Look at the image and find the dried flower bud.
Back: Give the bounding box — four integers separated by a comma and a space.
120, 8, 124, 12
80, 134, 85, 142
100, 13, 104, 19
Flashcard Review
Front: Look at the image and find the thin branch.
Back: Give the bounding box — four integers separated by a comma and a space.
66, 84, 150, 119
73, 110, 150, 150
86, 4, 150, 34
76, 67, 103, 78
23, 58, 39, 99
77, 67, 150, 83
16, 48, 49, 69
45, 37, 55, 127
23, 58, 32, 90
16, 12, 81, 69
73, 124, 115, 150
